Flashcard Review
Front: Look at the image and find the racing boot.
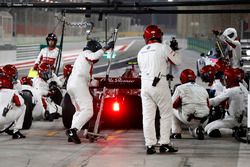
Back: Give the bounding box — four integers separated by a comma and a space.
66, 128, 81, 144
12, 131, 26, 139
196, 126, 205, 140
159, 144, 178, 153
146, 146, 156, 155
232, 127, 247, 137
50, 112, 61, 119
44, 110, 54, 122
68, 138, 73, 142
5, 129, 14, 135
209, 129, 221, 138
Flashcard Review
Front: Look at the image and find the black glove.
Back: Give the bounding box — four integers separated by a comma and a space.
170, 38, 179, 51
187, 114, 195, 122
212, 29, 222, 36
49, 81, 57, 90
167, 74, 174, 81
103, 41, 115, 51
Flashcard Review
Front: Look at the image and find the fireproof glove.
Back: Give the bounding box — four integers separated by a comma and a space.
103, 41, 115, 51
212, 29, 222, 36
49, 81, 57, 90
170, 38, 179, 51
167, 74, 174, 81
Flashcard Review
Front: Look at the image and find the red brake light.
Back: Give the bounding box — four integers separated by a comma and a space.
112, 101, 120, 112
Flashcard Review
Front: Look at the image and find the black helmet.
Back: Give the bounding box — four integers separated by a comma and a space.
83, 40, 102, 52
46, 33, 57, 45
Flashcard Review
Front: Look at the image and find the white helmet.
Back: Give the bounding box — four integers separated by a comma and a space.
223, 28, 237, 40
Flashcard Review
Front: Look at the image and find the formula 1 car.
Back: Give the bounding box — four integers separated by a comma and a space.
61, 64, 143, 130
196, 49, 221, 76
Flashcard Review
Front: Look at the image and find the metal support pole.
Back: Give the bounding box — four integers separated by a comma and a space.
55, 11, 65, 75
105, 14, 108, 45
88, 23, 121, 141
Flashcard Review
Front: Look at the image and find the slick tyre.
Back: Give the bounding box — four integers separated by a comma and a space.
61, 93, 75, 129
21, 90, 34, 129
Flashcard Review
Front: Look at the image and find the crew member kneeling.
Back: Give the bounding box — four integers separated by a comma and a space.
171, 69, 210, 140
0, 76, 26, 139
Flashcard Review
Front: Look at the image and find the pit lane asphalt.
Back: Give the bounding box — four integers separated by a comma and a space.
0, 119, 248, 167
1, 37, 249, 167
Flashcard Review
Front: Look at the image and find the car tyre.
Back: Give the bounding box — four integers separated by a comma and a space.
21, 90, 34, 129
61, 93, 75, 129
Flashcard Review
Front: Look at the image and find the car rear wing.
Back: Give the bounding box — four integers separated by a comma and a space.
91, 77, 141, 89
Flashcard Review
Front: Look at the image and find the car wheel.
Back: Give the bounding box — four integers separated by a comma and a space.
61, 93, 75, 129
21, 90, 34, 129
50, 87, 63, 106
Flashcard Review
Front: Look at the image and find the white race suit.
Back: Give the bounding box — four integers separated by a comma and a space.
220, 30, 241, 68
35, 47, 64, 70
205, 85, 247, 135
137, 42, 181, 146
171, 82, 210, 135
0, 89, 26, 133
67, 49, 105, 131
32, 75, 62, 116
21, 84, 45, 120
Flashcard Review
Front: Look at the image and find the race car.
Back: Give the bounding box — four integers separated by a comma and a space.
196, 48, 221, 76
61, 63, 143, 130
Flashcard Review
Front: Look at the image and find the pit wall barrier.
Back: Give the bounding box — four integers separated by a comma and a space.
187, 37, 214, 54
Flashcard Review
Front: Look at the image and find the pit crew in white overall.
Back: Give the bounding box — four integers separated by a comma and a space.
66, 40, 114, 144
214, 28, 242, 68
200, 65, 225, 97
171, 69, 210, 140
32, 63, 62, 121
0, 76, 26, 139
212, 60, 229, 96
33, 33, 64, 71
20, 76, 45, 120
205, 68, 247, 137
137, 25, 180, 154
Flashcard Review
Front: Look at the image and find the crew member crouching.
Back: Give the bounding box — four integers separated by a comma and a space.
0, 76, 26, 139
171, 69, 209, 140
205, 68, 248, 137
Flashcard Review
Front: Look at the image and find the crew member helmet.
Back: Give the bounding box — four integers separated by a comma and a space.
20, 76, 33, 86
180, 69, 196, 84
0, 75, 13, 89
38, 63, 53, 81
46, 33, 57, 47
223, 28, 237, 41
83, 40, 102, 52
2, 64, 18, 83
143, 25, 163, 44
200, 65, 216, 83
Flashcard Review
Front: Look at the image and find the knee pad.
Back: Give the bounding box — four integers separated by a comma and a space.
209, 129, 221, 138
